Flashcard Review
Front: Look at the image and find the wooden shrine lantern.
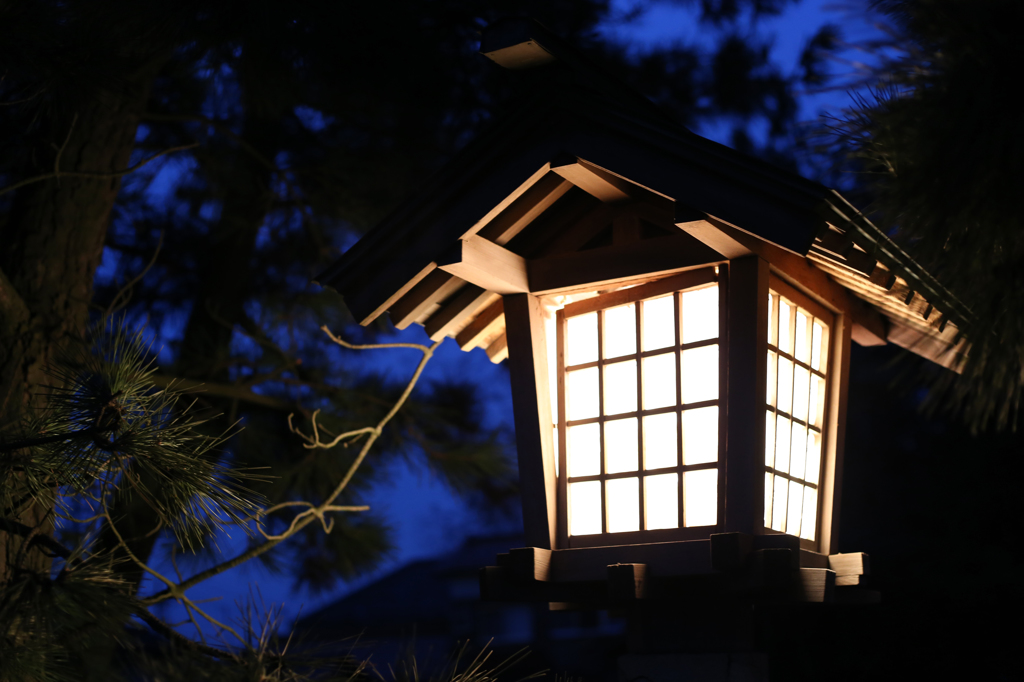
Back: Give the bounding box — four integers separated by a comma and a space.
318, 20, 966, 611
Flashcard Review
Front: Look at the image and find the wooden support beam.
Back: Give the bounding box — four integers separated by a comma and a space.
438, 235, 529, 294
724, 257, 769, 537
820, 309, 853, 555
607, 564, 648, 606
529, 232, 724, 295
423, 287, 496, 341
388, 270, 464, 330
508, 547, 552, 582
551, 155, 632, 202
455, 298, 505, 351
475, 173, 573, 245
503, 294, 557, 549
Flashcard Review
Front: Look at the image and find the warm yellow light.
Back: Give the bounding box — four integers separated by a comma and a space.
777, 356, 793, 414
569, 481, 602, 535
642, 295, 676, 350
604, 303, 637, 358
805, 432, 821, 485
567, 312, 598, 365
642, 353, 676, 409
681, 286, 718, 343
645, 473, 679, 529
800, 487, 817, 540
793, 366, 810, 422
604, 418, 638, 473
771, 474, 788, 532
681, 345, 718, 403
811, 321, 825, 371
766, 351, 778, 406
767, 294, 776, 345
810, 376, 826, 428
790, 423, 807, 479
567, 423, 600, 477
642, 413, 677, 470
764, 472, 774, 527
787, 480, 803, 537
683, 469, 717, 527
795, 310, 810, 363
779, 300, 793, 354
606, 478, 640, 533
682, 406, 717, 465
567, 367, 599, 420
603, 360, 638, 415
774, 414, 791, 474
765, 410, 775, 467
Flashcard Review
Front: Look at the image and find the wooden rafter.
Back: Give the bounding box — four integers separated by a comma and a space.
388, 269, 465, 330
423, 286, 497, 341
455, 298, 506, 351
474, 172, 573, 245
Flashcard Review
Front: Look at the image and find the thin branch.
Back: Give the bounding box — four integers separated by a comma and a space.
321, 326, 432, 353
0, 143, 199, 198
103, 229, 164, 320
134, 607, 236, 660
144, 333, 441, 603
287, 411, 374, 450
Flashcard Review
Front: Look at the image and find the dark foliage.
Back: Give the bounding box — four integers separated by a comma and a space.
826, 0, 1024, 431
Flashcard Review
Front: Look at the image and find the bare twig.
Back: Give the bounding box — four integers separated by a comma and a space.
143, 330, 441, 604
103, 229, 165, 319
0, 143, 199, 198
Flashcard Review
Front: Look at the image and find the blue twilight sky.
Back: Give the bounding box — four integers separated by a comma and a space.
143, 0, 890, 635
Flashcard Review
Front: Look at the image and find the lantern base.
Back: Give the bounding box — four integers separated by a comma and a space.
478, 532, 876, 610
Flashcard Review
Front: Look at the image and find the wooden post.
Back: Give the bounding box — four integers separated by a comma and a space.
819, 308, 852, 555
723, 256, 769, 536
503, 293, 558, 550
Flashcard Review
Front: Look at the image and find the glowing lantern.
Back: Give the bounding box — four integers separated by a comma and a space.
318, 19, 966, 607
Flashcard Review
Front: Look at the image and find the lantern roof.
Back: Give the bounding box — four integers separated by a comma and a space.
318, 18, 968, 370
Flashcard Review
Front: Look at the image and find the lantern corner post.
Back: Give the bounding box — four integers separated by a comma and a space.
503, 292, 559, 550
722, 255, 770, 537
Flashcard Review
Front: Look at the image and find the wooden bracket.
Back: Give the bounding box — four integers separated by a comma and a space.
508, 547, 552, 582
607, 563, 648, 607
438, 235, 529, 294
